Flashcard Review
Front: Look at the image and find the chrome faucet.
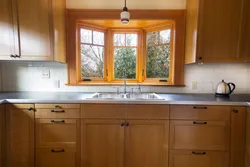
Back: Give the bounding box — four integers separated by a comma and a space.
123, 69, 127, 94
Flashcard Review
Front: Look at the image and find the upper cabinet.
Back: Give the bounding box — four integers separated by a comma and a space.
185, 0, 250, 63
0, 0, 66, 62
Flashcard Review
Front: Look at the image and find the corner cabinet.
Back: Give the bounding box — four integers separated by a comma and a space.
185, 0, 250, 63
0, 0, 66, 62
5, 104, 35, 167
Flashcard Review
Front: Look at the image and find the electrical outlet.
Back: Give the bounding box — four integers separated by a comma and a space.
41, 69, 50, 79
192, 81, 198, 90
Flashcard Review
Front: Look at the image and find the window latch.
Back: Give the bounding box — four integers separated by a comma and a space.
159, 79, 168, 82
83, 78, 92, 81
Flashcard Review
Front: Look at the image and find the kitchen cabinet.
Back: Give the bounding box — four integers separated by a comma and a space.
185, 0, 248, 63
5, 104, 35, 167
169, 150, 229, 167
0, 105, 5, 167
81, 104, 169, 167
0, 0, 15, 59
170, 120, 229, 150
81, 119, 125, 167
36, 147, 77, 167
246, 107, 250, 167
230, 107, 246, 167
124, 120, 169, 167
0, 0, 66, 62
35, 104, 81, 167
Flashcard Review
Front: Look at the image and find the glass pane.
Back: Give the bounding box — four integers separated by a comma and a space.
114, 34, 125, 46
159, 29, 171, 44
81, 29, 92, 44
146, 45, 170, 79
81, 44, 104, 78
114, 48, 137, 79
93, 31, 104, 45
126, 34, 138, 46
147, 32, 159, 46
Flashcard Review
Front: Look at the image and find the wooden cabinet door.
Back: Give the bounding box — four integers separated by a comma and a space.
125, 120, 169, 167
198, 0, 246, 62
36, 147, 77, 167
0, 0, 15, 59
6, 104, 35, 167
169, 150, 229, 167
170, 120, 229, 151
36, 119, 79, 147
16, 0, 52, 60
81, 119, 124, 167
0, 105, 5, 167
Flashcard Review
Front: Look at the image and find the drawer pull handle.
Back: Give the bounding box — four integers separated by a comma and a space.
193, 106, 207, 109
121, 123, 125, 126
192, 151, 206, 155
51, 110, 65, 113
233, 109, 239, 113
28, 107, 34, 111
193, 121, 207, 125
51, 149, 65, 153
51, 120, 65, 123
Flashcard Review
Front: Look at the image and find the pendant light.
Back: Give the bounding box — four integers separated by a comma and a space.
120, 0, 130, 24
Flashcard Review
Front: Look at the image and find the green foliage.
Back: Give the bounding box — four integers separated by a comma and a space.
114, 48, 136, 79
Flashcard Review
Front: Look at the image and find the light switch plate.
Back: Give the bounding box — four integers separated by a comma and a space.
192, 81, 198, 90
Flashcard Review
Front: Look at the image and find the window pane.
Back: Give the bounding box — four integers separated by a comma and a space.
81, 29, 92, 44
159, 29, 171, 44
114, 48, 136, 79
146, 45, 170, 78
126, 34, 138, 46
147, 32, 159, 46
93, 31, 104, 45
114, 34, 125, 46
81, 44, 104, 78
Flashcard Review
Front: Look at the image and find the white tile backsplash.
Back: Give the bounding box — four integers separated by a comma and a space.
0, 62, 250, 94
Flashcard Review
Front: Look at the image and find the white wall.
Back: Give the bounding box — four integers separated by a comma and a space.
66, 0, 186, 9
1, 62, 250, 94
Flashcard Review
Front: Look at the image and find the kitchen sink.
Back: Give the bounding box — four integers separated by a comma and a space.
86, 93, 165, 100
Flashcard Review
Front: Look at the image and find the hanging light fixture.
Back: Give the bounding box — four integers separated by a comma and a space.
120, 0, 130, 24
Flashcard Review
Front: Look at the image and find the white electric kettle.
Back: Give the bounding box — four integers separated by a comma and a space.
215, 80, 236, 97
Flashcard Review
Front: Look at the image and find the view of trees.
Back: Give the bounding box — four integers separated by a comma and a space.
81, 28, 171, 80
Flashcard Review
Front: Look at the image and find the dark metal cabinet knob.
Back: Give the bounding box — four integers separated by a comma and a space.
121, 123, 125, 126
233, 109, 239, 113
28, 107, 34, 111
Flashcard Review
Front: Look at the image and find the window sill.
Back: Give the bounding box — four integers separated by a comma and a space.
66, 82, 185, 87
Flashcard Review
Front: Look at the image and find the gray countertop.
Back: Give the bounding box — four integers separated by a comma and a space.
0, 92, 250, 106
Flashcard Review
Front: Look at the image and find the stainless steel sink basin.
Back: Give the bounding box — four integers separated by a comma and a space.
86, 93, 165, 100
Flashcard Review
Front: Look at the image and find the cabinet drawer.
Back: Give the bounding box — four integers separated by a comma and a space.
35, 104, 80, 109
36, 119, 79, 147
35, 109, 80, 118
36, 147, 77, 167
170, 121, 229, 150
126, 105, 169, 119
170, 105, 230, 120
169, 150, 229, 167
81, 104, 126, 119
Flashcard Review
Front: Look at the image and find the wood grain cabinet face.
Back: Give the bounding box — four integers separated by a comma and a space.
169, 150, 229, 167
0, 0, 15, 58
36, 119, 78, 147
36, 147, 77, 167
6, 104, 35, 167
170, 120, 230, 151
124, 120, 169, 167
0, 105, 5, 167
16, 0, 51, 59
81, 119, 125, 167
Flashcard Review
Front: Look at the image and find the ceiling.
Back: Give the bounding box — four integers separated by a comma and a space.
80, 20, 172, 28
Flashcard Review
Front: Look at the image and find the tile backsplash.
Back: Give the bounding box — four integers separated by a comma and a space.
0, 62, 250, 94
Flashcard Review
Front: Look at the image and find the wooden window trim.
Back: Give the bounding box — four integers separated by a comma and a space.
66, 9, 186, 86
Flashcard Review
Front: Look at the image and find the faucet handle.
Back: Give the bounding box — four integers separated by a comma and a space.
113, 87, 120, 93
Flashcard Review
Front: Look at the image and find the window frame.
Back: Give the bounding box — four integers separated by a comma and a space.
109, 29, 143, 83
77, 23, 108, 82
67, 10, 185, 86
143, 22, 175, 84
